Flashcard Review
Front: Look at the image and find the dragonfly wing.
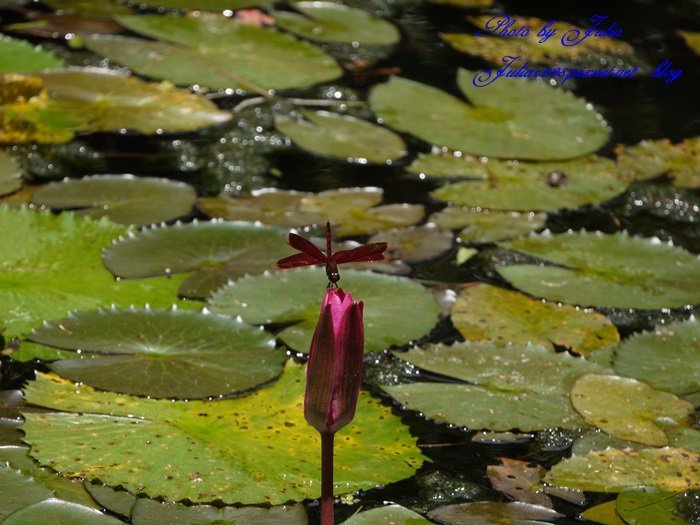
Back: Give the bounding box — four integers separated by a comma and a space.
277, 253, 324, 269
287, 232, 327, 261
332, 242, 388, 264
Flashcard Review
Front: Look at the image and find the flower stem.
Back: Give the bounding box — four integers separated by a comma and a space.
320, 431, 335, 525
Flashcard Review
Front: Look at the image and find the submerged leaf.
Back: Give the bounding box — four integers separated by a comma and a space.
498, 231, 700, 309
22, 364, 425, 504
32, 175, 196, 226
370, 69, 609, 160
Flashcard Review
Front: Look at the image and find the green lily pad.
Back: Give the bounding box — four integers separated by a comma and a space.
430, 207, 546, 243
497, 231, 700, 309
368, 225, 453, 263
198, 187, 424, 237
0, 446, 98, 509
131, 498, 307, 525
613, 319, 699, 396
616, 137, 700, 189
431, 156, 630, 211
24, 308, 282, 399
42, 0, 133, 17
84, 483, 135, 518
274, 1, 400, 45
451, 284, 619, 355
0, 70, 231, 144
571, 430, 646, 456
84, 14, 341, 91
102, 220, 290, 299
0, 463, 54, 520
580, 501, 627, 525
617, 487, 694, 525
275, 110, 406, 164
22, 364, 425, 504
429, 0, 493, 7
570, 374, 693, 446
406, 151, 489, 179
32, 175, 196, 226
369, 69, 610, 160
427, 501, 562, 525
0, 206, 195, 337
2, 498, 125, 525
442, 15, 640, 68
386, 342, 607, 430
0, 150, 23, 197
341, 504, 431, 524
668, 428, 700, 454
209, 267, 439, 352
544, 447, 700, 493
0, 35, 65, 73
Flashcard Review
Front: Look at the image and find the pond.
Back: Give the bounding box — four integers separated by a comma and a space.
0, 0, 699, 524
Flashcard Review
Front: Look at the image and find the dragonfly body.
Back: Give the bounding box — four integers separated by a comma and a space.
277, 221, 387, 287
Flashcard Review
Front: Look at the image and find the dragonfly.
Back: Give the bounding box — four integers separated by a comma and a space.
277, 221, 388, 288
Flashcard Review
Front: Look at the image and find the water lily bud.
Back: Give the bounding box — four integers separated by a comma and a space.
304, 288, 364, 435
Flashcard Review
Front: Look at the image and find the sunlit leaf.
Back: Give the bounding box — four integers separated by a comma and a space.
617, 487, 694, 525
0, 35, 64, 73
570, 374, 693, 446
679, 30, 700, 55
613, 319, 699, 396
545, 447, 700, 492
368, 224, 453, 263
406, 151, 488, 179
84, 14, 341, 91
431, 155, 630, 211
451, 284, 619, 355
616, 137, 700, 189
210, 267, 439, 352
102, 220, 290, 299
32, 175, 196, 226
0, 206, 195, 337
430, 207, 546, 243
274, 1, 400, 45
22, 364, 425, 504
370, 69, 610, 160
580, 501, 627, 525
23, 308, 282, 399
275, 110, 406, 164
497, 231, 700, 309
341, 504, 431, 524
128, 0, 276, 10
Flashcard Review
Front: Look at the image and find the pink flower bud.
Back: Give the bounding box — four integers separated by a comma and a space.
304, 288, 364, 435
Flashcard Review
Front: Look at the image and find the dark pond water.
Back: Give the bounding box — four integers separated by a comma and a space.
1, 0, 699, 523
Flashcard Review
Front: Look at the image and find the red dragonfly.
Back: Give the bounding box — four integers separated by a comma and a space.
277, 221, 388, 287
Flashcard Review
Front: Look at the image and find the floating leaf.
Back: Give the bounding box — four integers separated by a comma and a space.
613, 319, 699, 396
430, 207, 546, 243
679, 30, 700, 55
570, 374, 693, 446
24, 308, 282, 399
571, 430, 646, 456
129, 0, 276, 10
198, 187, 424, 236
497, 231, 700, 309
341, 504, 431, 524
580, 501, 627, 525
22, 364, 425, 504
274, 1, 400, 45
4, 14, 123, 40
429, 0, 493, 7
615, 137, 700, 189
617, 487, 694, 525
545, 447, 700, 492
84, 483, 135, 518
386, 342, 607, 430
442, 15, 640, 69
102, 221, 290, 299
42, 0, 132, 16
275, 110, 406, 164
406, 152, 488, 179
0, 150, 23, 196
369, 69, 609, 160
1, 70, 231, 143
431, 156, 629, 211
2, 498, 125, 525
487, 458, 551, 507
209, 267, 439, 352
0, 35, 64, 73
0, 463, 54, 520
84, 14, 341, 91
131, 498, 307, 525
668, 428, 700, 454
0, 207, 194, 337
368, 224, 453, 263
427, 501, 562, 525
32, 175, 196, 226
451, 284, 619, 355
